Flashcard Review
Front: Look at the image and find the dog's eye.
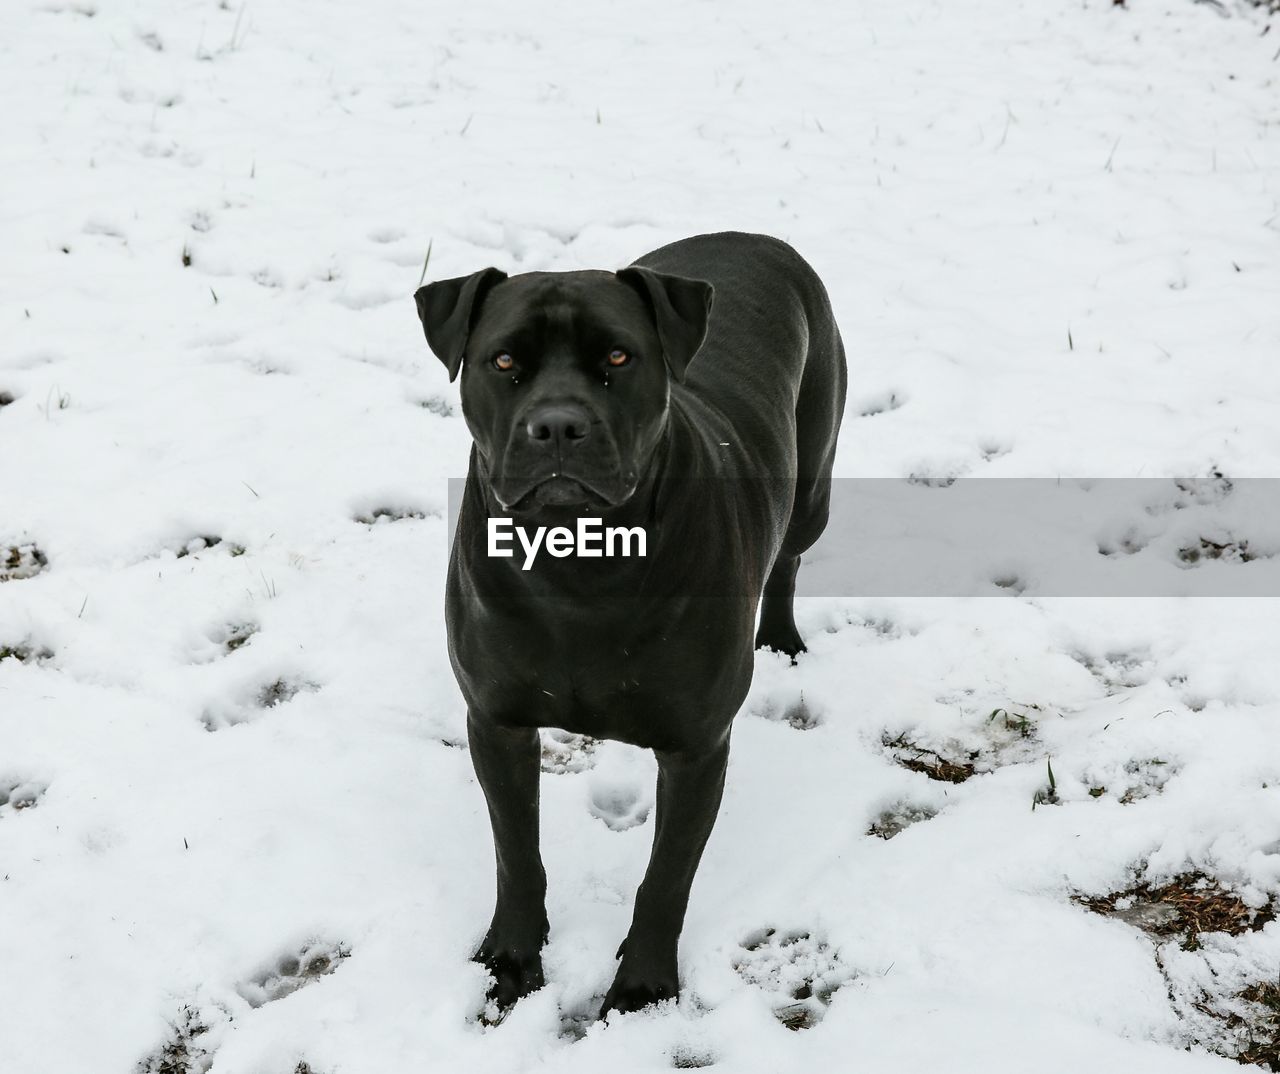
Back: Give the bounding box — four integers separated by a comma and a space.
607, 348, 631, 367
492, 352, 515, 371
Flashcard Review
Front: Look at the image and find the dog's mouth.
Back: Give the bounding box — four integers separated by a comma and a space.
497, 473, 631, 513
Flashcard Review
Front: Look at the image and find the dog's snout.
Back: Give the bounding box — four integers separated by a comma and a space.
524, 403, 591, 446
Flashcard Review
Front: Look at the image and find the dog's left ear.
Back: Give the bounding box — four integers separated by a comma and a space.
414, 267, 508, 382
616, 266, 714, 383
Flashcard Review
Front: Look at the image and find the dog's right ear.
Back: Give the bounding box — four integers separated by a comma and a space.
414, 267, 507, 382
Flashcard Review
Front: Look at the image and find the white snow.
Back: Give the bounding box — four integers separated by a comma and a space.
2, 0, 1279, 1071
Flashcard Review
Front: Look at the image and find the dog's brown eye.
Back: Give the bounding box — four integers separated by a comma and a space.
607, 348, 631, 367
493, 352, 514, 371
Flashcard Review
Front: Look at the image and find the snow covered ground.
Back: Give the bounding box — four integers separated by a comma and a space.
3, 0, 1280, 1070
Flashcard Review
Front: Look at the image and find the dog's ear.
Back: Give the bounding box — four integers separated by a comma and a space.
414, 267, 508, 382
616, 266, 714, 383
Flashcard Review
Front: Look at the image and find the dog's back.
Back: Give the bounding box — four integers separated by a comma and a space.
634, 231, 847, 598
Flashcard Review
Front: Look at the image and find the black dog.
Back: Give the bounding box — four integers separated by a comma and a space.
414, 231, 846, 1018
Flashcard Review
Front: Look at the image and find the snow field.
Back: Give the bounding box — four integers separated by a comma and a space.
2, 0, 1280, 1070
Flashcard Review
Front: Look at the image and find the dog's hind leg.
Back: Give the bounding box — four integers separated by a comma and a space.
468, 714, 550, 1013
755, 552, 806, 658
756, 323, 847, 659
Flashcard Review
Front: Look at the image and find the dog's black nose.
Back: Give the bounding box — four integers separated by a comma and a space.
525, 403, 591, 446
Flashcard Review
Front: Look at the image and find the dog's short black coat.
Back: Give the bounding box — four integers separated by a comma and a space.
414, 231, 847, 1018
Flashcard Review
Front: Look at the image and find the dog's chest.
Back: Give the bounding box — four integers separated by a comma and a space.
450, 598, 753, 749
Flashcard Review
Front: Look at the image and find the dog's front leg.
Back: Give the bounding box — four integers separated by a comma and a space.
467, 713, 549, 1011
601, 734, 731, 1017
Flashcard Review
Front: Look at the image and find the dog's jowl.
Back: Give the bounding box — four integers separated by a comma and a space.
414, 231, 847, 1019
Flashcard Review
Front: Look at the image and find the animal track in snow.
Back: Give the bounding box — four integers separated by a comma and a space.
1176, 535, 1264, 567
1170, 474, 1235, 509
823, 612, 909, 641
165, 534, 245, 560
867, 800, 938, 839
855, 389, 906, 418
236, 939, 350, 1008
2, 543, 48, 582
1083, 757, 1178, 804
978, 438, 1011, 462
753, 692, 820, 730
0, 639, 53, 664
220, 622, 257, 654
1097, 527, 1150, 557
417, 396, 454, 417
733, 927, 855, 1030
670, 1045, 717, 1068
136, 1005, 221, 1074
991, 571, 1025, 595
353, 505, 430, 525
202, 677, 318, 730
189, 622, 257, 665
906, 471, 957, 488
540, 729, 597, 773
0, 778, 47, 814
1071, 648, 1155, 694
588, 778, 650, 831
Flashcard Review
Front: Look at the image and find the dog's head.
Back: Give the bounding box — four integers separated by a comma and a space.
415, 266, 713, 512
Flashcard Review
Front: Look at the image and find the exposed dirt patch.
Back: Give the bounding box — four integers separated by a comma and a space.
1160, 958, 1280, 1071
1076, 874, 1274, 950
884, 734, 976, 783
1232, 980, 1280, 1071
2, 543, 48, 582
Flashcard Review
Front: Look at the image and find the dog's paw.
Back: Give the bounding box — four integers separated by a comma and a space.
753, 630, 806, 662
600, 971, 678, 1018
600, 944, 679, 1018
474, 944, 546, 1017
